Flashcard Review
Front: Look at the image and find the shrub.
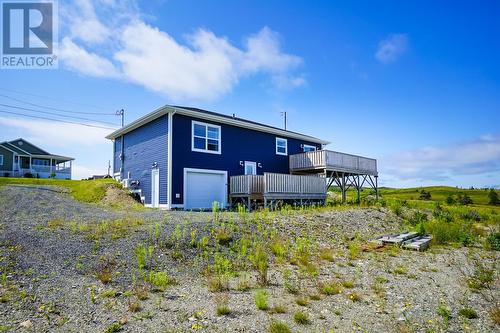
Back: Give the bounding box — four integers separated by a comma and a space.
295, 297, 309, 306
147, 271, 171, 291
437, 303, 451, 324
268, 321, 291, 333
457, 193, 473, 205
408, 211, 428, 226
341, 280, 355, 289
104, 322, 122, 333
445, 195, 456, 205
249, 244, 269, 286
254, 290, 269, 310
419, 190, 431, 200
488, 189, 500, 206
319, 281, 342, 295
269, 238, 287, 261
459, 307, 478, 319
215, 228, 232, 246
214, 294, 231, 316
319, 247, 334, 262
485, 232, 500, 251
293, 310, 310, 324
271, 304, 287, 314
424, 219, 473, 245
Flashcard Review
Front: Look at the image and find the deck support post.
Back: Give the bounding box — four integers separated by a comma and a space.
375, 176, 379, 200
357, 174, 360, 205
341, 173, 346, 204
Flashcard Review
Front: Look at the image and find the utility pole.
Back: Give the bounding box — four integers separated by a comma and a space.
116, 109, 124, 127
107, 160, 111, 176
280, 111, 287, 130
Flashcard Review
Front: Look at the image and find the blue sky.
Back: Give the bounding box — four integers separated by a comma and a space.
1, 0, 499, 187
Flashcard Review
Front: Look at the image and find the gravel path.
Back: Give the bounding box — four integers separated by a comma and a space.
0, 185, 498, 333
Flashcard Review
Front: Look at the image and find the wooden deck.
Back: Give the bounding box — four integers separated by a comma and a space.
289, 150, 377, 176
229, 173, 327, 209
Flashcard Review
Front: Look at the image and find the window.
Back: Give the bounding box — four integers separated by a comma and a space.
0, 155, 3, 166
303, 144, 317, 152
192, 121, 221, 154
276, 138, 288, 155
32, 159, 49, 166
244, 161, 256, 175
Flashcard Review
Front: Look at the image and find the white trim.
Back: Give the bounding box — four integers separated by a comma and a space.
183, 167, 228, 209
276, 137, 288, 156
167, 112, 174, 209
303, 144, 317, 152
106, 106, 329, 145
0, 143, 16, 154
244, 161, 257, 175
170, 204, 184, 209
151, 168, 160, 208
191, 120, 222, 154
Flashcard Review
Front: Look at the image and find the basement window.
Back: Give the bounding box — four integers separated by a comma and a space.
192, 121, 221, 154
276, 138, 288, 155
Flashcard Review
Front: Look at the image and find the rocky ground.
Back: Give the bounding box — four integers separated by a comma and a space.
0, 185, 498, 332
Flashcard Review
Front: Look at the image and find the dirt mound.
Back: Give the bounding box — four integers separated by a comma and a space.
101, 184, 142, 209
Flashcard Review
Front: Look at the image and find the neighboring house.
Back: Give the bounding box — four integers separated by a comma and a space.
106, 106, 330, 209
0, 138, 73, 179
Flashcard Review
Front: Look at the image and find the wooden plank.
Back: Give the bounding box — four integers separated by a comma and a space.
402, 236, 432, 251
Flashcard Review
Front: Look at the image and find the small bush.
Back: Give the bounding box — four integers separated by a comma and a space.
457, 193, 473, 205
254, 290, 269, 310
445, 195, 456, 205
341, 280, 355, 289
271, 304, 287, 314
419, 190, 431, 200
437, 303, 451, 324
268, 321, 291, 333
249, 244, 269, 286
104, 322, 122, 333
485, 233, 500, 251
347, 292, 362, 302
458, 307, 478, 319
319, 247, 334, 262
215, 228, 232, 246
295, 297, 309, 306
488, 189, 500, 206
147, 271, 171, 291
408, 211, 428, 226
319, 281, 342, 295
293, 310, 310, 324
215, 294, 231, 316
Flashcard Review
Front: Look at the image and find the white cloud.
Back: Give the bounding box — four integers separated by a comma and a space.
0, 117, 112, 147
59, 2, 305, 101
59, 37, 121, 78
375, 34, 408, 64
381, 135, 500, 182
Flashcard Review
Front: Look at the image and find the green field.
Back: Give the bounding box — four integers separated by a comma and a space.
0, 177, 118, 203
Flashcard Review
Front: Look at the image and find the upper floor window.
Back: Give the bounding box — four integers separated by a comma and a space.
303, 144, 317, 152
192, 121, 221, 154
276, 137, 288, 155
0, 155, 3, 166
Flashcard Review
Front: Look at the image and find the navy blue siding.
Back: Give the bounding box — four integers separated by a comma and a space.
120, 116, 168, 205
171, 114, 321, 205
113, 137, 121, 174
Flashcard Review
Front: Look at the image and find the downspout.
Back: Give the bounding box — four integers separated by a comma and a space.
167, 111, 175, 210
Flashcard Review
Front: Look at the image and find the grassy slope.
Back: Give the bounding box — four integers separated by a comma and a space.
379, 186, 493, 205
0, 178, 118, 203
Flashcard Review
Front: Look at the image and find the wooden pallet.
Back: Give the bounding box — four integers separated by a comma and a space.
370, 232, 432, 251
402, 235, 432, 251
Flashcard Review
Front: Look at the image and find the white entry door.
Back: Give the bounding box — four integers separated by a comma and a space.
151, 168, 160, 208
244, 161, 257, 175
184, 168, 227, 210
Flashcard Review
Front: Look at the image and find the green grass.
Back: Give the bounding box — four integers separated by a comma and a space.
0, 177, 116, 203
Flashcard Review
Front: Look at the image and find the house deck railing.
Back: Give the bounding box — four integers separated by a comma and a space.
289, 150, 377, 175
230, 173, 326, 197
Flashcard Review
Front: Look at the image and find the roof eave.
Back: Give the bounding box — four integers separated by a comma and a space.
105, 105, 329, 145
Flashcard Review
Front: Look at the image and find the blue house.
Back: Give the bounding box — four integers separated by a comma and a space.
105, 105, 335, 209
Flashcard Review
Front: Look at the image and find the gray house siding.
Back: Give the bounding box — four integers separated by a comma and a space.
119, 115, 168, 205
0, 146, 13, 173
9, 139, 48, 155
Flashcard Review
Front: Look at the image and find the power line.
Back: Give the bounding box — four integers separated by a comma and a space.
0, 93, 116, 116
0, 110, 118, 130
0, 103, 120, 126
0, 87, 111, 112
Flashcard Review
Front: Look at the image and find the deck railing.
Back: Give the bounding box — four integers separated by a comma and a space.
289, 150, 377, 175
230, 173, 326, 196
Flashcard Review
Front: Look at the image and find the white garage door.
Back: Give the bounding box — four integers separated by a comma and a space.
184, 168, 227, 210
